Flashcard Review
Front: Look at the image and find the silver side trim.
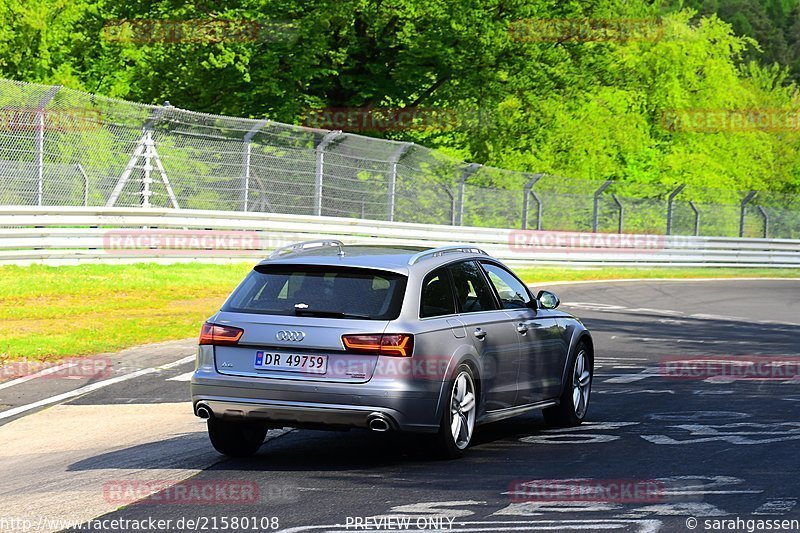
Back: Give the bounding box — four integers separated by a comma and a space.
479, 399, 558, 424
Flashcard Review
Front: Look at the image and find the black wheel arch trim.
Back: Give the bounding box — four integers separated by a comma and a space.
556, 323, 594, 398
434, 353, 481, 424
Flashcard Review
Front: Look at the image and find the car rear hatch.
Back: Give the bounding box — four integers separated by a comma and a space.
208, 264, 408, 383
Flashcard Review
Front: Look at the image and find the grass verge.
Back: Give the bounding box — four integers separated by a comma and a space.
1, 263, 798, 361
514, 266, 800, 283
0, 263, 252, 362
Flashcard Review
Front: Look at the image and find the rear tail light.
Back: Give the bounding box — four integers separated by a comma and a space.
342, 334, 414, 357
199, 323, 244, 346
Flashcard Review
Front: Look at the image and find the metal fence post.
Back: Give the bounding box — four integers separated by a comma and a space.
689, 201, 700, 236
76, 164, 89, 207
455, 163, 482, 226
34, 85, 61, 206
592, 180, 612, 233
445, 187, 457, 226
242, 120, 269, 212
314, 131, 343, 217
757, 206, 769, 238
387, 142, 413, 221
142, 130, 154, 208
611, 194, 624, 233
739, 191, 757, 237
521, 173, 543, 230
666, 183, 686, 235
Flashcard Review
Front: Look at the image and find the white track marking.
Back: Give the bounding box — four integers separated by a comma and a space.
657, 476, 762, 496
596, 389, 675, 395
621, 502, 728, 517
0, 362, 78, 391
521, 422, 639, 445
609, 335, 754, 345
534, 277, 800, 287
563, 301, 800, 327
156, 355, 195, 370
643, 421, 800, 445
541, 422, 640, 432
602, 371, 659, 384
0, 355, 194, 421
600, 369, 800, 385
690, 313, 742, 321
754, 499, 797, 515
597, 357, 649, 362
493, 502, 622, 515
373, 500, 484, 519
167, 371, 194, 382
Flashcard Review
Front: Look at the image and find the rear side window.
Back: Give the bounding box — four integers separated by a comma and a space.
448, 261, 498, 313
420, 267, 456, 318
222, 266, 407, 320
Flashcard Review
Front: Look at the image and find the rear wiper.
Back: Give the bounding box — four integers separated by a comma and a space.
293, 308, 373, 319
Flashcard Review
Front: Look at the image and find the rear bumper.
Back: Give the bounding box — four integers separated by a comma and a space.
191, 372, 444, 433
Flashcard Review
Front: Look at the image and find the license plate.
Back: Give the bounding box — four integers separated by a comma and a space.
254, 351, 328, 374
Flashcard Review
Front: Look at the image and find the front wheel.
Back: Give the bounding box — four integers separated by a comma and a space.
207, 418, 268, 457
433, 364, 477, 459
543, 342, 592, 427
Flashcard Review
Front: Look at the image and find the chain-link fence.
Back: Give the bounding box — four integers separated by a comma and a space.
1, 78, 798, 238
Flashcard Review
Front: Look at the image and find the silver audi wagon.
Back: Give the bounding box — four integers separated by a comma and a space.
191, 241, 594, 458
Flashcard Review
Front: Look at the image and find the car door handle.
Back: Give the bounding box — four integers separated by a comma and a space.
473, 328, 487, 340
516, 323, 528, 334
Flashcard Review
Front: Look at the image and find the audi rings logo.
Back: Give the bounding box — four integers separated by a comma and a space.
276, 330, 306, 342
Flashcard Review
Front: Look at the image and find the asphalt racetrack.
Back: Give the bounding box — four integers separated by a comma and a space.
1, 279, 799, 533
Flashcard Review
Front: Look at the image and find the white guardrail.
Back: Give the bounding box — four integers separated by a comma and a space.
1, 206, 799, 267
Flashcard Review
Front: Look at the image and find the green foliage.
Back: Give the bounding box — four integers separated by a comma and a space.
1, 0, 799, 236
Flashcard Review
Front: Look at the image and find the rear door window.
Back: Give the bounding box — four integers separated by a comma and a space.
222, 266, 407, 320
420, 267, 456, 318
447, 261, 499, 313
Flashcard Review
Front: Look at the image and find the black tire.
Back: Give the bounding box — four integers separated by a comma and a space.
433, 364, 478, 459
543, 341, 593, 427
207, 418, 268, 457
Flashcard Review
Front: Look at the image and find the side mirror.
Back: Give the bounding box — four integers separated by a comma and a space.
537, 290, 560, 310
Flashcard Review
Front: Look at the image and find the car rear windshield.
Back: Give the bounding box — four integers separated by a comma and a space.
222, 265, 407, 320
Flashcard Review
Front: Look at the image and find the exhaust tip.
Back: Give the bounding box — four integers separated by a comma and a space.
367, 413, 391, 432
196, 404, 212, 420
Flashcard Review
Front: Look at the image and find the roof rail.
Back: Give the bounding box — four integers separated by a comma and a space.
407, 245, 488, 265
268, 239, 345, 259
